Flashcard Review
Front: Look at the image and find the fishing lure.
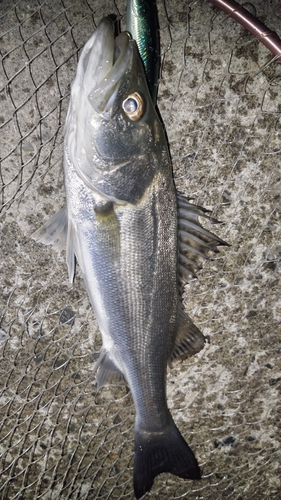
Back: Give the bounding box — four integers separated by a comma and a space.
126, 0, 160, 103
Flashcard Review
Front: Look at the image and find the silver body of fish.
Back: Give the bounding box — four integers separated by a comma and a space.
32, 18, 226, 499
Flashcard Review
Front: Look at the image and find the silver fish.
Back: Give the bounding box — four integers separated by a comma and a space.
32, 17, 226, 499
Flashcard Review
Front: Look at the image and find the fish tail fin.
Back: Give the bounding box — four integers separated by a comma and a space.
133, 422, 201, 499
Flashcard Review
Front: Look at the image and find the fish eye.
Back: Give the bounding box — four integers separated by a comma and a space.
122, 92, 145, 121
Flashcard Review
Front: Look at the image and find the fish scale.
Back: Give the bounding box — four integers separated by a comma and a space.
114, 181, 178, 430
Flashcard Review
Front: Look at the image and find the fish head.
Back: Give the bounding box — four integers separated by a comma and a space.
65, 17, 166, 203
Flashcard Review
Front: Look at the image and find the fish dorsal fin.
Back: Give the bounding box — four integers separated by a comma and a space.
169, 307, 206, 366
177, 193, 228, 288
32, 206, 77, 283
31, 207, 68, 251
93, 349, 127, 389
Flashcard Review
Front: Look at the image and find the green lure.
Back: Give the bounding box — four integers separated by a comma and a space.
126, 0, 160, 104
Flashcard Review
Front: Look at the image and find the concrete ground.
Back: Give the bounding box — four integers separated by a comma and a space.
0, 0, 280, 498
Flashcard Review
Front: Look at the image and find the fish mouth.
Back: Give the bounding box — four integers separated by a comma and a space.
80, 17, 133, 118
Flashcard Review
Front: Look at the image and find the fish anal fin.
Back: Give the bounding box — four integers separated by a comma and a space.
31, 207, 68, 251
134, 423, 201, 499
93, 349, 127, 389
169, 308, 206, 365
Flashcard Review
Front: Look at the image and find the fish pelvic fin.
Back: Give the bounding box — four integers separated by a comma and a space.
31, 206, 77, 283
65, 219, 76, 284
177, 193, 229, 290
169, 307, 206, 366
134, 422, 201, 499
93, 349, 127, 389
31, 207, 68, 251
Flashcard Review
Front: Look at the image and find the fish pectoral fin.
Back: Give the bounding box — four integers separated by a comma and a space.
169, 307, 206, 366
134, 422, 201, 499
177, 193, 229, 289
93, 349, 127, 389
31, 206, 68, 252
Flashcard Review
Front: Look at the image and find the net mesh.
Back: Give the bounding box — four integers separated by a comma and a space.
0, 0, 280, 498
